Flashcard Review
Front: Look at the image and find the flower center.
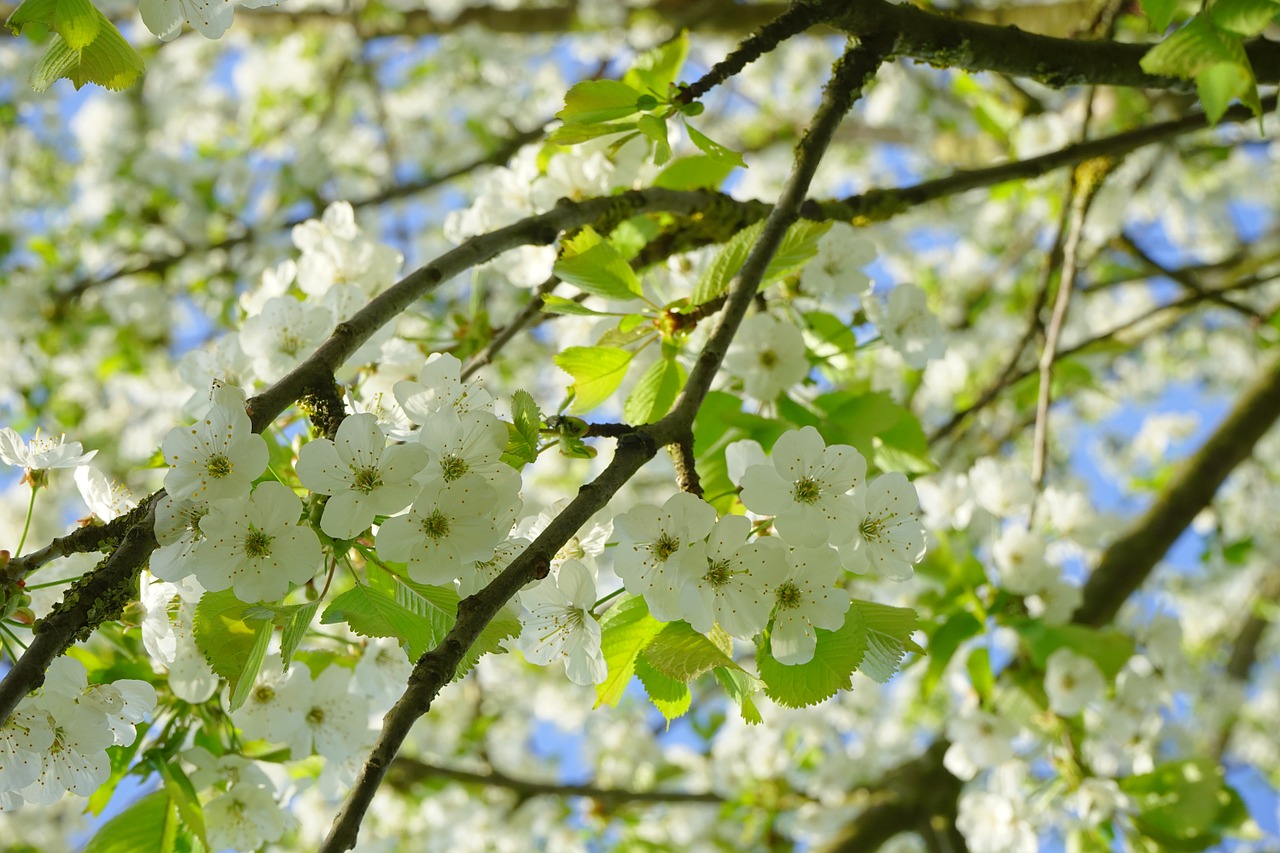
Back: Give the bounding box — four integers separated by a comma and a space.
653, 532, 680, 561
703, 558, 733, 587
307, 707, 325, 726
244, 526, 274, 558
439, 454, 469, 482
205, 454, 232, 479
775, 580, 802, 610
860, 516, 885, 542
253, 685, 275, 703
280, 333, 302, 356
352, 466, 382, 494
792, 476, 821, 505
421, 509, 450, 540
758, 349, 778, 369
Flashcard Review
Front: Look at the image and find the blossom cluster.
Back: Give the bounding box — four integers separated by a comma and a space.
0, 657, 154, 809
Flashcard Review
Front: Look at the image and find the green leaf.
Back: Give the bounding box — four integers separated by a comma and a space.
635, 655, 692, 723
8, 0, 98, 47
855, 600, 920, 683
549, 120, 640, 145
922, 611, 982, 698
622, 31, 688, 96
554, 346, 635, 414
624, 355, 686, 424
1120, 759, 1246, 851
1011, 620, 1135, 679
637, 113, 672, 165
1195, 60, 1259, 124
83, 791, 178, 853
508, 390, 542, 465
1140, 17, 1241, 79
804, 310, 860, 358
1210, 0, 1280, 35
556, 79, 646, 125
553, 227, 643, 301
967, 646, 995, 704
30, 19, 143, 92
691, 219, 830, 306
6, 0, 58, 33
642, 621, 743, 683
873, 411, 935, 475
540, 294, 614, 316
684, 121, 746, 167
1140, 0, 1179, 31
654, 155, 737, 191
278, 601, 318, 672
713, 666, 764, 724
595, 594, 665, 708
155, 759, 208, 846
813, 390, 908, 458
193, 589, 274, 712
322, 583, 439, 660
757, 601, 867, 708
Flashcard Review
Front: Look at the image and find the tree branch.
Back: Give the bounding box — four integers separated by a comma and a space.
824, 0, 1280, 90
387, 755, 723, 806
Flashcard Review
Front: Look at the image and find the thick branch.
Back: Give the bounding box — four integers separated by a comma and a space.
825, 0, 1280, 89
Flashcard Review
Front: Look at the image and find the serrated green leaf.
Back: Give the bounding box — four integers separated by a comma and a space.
192, 589, 274, 711
855, 600, 919, 683
557, 79, 645, 125
684, 121, 746, 167
83, 791, 178, 853
691, 219, 830, 306
635, 655, 692, 723
1196, 60, 1259, 124
1210, 0, 1280, 35
714, 666, 764, 724
509, 390, 542, 464
654, 155, 737, 191
1140, 16, 1241, 78
554, 346, 634, 414
642, 621, 743, 683
540, 294, 614, 316
6, 0, 57, 33
1141, 0, 1179, 31
322, 583, 439, 660
622, 31, 688, 96
553, 228, 643, 301
30, 18, 143, 92
595, 594, 665, 707
51, 0, 98, 48
1011, 620, 1135, 679
758, 601, 867, 708
624, 355, 686, 424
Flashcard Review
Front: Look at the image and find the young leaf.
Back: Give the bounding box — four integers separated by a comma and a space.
635, 655, 692, 723
1140, 0, 1179, 31
556, 79, 646, 125
82, 791, 179, 853
691, 219, 829, 306
855, 600, 920, 683
637, 113, 672, 165
1196, 60, 1260, 124
278, 601, 318, 672
624, 355, 686, 425
508, 389, 542, 464
553, 228, 643, 301
622, 30, 689, 96
554, 346, 634, 414
642, 621, 743, 683
1140, 16, 1241, 79
192, 589, 274, 712
1210, 0, 1280, 36
653, 154, 738, 191
30, 18, 144, 93
714, 666, 764, 725
683, 121, 746, 167
757, 601, 868, 708
549, 120, 640, 145
595, 593, 665, 708
540, 294, 615, 317
321, 583, 438, 660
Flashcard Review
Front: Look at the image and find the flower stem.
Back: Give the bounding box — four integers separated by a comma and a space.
591, 586, 626, 612
13, 484, 39, 559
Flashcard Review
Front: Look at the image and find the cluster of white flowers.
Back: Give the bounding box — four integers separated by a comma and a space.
0, 657, 154, 808
517, 426, 928, 671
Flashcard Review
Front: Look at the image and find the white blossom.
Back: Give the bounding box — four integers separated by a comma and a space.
802, 222, 875, 299
723, 313, 810, 401
1044, 648, 1106, 716
676, 514, 788, 639
762, 546, 851, 665
517, 560, 606, 685
613, 492, 717, 621
161, 388, 268, 503
838, 472, 926, 581
866, 283, 946, 368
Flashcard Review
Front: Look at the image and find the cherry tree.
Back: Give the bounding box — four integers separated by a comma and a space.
3, 1, 1280, 851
